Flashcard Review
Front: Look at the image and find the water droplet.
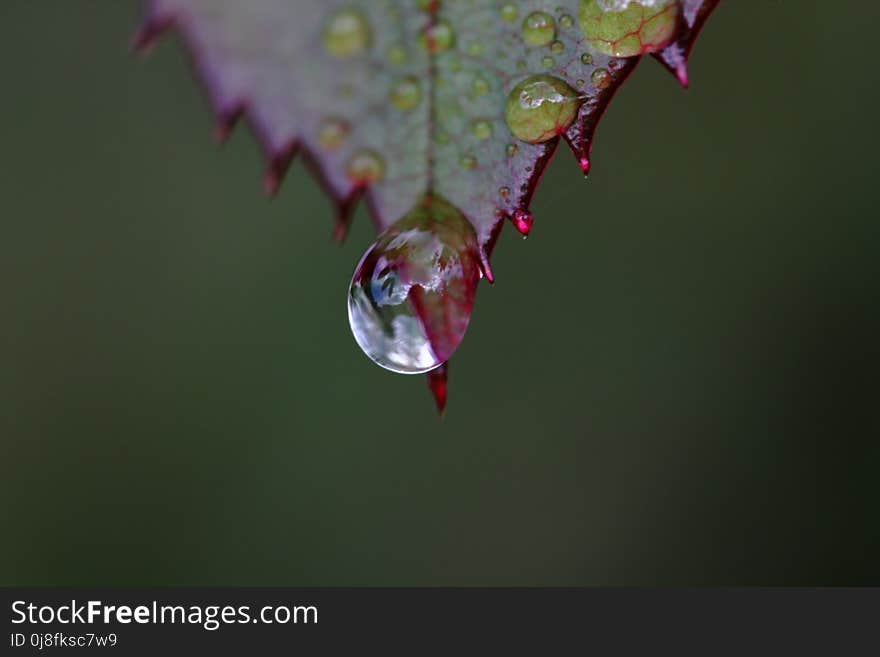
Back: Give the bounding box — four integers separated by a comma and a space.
576, 78, 585, 87
472, 120, 492, 140
471, 76, 490, 96
467, 41, 484, 56
323, 9, 371, 58
348, 195, 481, 374
346, 150, 384, 185
581, 52, 593, 65
550, 40, 565, 54
500, 4, 519, 23
559, 13, 575, 29
590, 67, 611, 90
522, 11, 556, 48
499, 186, 511, 198
504, 75, 580, 144
541, 55, 555, 68
579, 0, 681, 57
512, 209, 534, 236
316, 118, 348, 151
419, 20, 455, 54
390, 77, 422, 112
387, 44, 407, 66
460, 154, 477, 170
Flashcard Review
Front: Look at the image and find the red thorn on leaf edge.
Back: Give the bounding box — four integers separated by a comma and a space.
479, 248, 495, 285
130, 14, 174, 54
214, 103, 245, 144
332, 190, 362, 244
579, 157, 591, 177
262, 142, 299, 197
427, 363, 448, 418
674, 62, 690, 89
511, 209, 534, 237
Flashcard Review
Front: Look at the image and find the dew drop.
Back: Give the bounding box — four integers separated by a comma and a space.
550, 40, 565, 54
541, 55, 555, 68
471, 76, 490, 96
346, 150, 384, 185
316, 118, 348, 151
522, 11, 556, 48
579, 0, 681, 57
581, 52, 593, 65
559, 13, 575, 28
390, 77, 422, 112
471, 120, 492, 140
323, 9, 371, 58
460, 154, 477, 170
467, 41, 484, 56
387, 44, 407, 67
499, 186, 511, 198
504, 75, 580, 144
419, 20, 455, 54
590, 67, 611, 90
500, 4, 519, 23
348, 195, 481, 374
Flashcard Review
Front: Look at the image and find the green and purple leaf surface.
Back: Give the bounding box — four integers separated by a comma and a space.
134, 0, 720, 411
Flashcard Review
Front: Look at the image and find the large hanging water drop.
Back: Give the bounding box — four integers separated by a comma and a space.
348, 195, 481, 374
579, 0, 681, 57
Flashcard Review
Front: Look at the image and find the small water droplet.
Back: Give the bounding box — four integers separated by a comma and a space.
346, 150, 384, 185
387, 44, 407, 67
499, 186, 511, 198
460, 154, 477, 170
419, 20, 455, 54
323, 9, 371, 58
522, 11, 556, 48
504, 75, 579, 144
348, 195, 480, 374
316, 118, 348, 151
550, 40, 565, 54
467, 41, 484, 56
559, 13, 575, 29
500, 4, 518, 23
390, 77, 422, 112
591, 67, 611, 90
472, 76, 490, 96
576, 78, 585, 87
471, 120, 492, 140
581, 52, 593, 65
512, 209, 534, 236
541, 55, 555, 68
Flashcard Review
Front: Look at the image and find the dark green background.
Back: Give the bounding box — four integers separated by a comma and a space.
2, 2, 877, 585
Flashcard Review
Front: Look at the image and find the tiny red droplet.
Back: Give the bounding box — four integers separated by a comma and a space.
511, 209, 533, 236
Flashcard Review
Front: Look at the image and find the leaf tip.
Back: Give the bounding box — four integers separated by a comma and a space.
130, 14, 173, 55
427, 363, 448, 417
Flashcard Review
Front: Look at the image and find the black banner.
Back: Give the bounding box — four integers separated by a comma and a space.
2, 588, 877, 654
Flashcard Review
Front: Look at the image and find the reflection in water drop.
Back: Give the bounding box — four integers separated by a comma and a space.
348, 195, 481, 374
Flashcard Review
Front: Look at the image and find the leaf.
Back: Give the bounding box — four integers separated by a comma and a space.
133, 0, 719, 411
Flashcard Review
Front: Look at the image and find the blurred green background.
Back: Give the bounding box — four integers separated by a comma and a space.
1, 2, 877, 585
